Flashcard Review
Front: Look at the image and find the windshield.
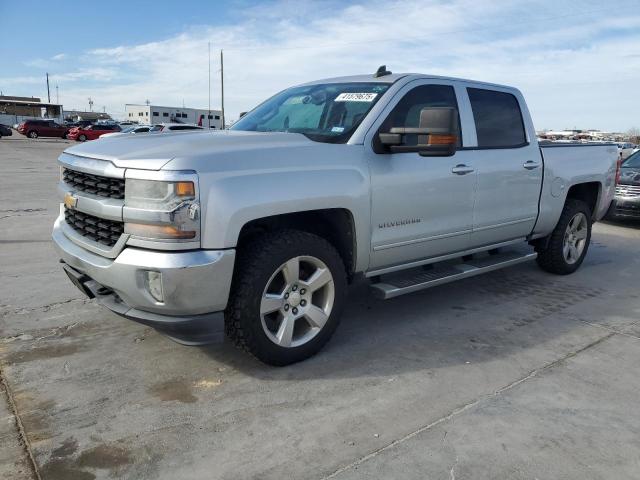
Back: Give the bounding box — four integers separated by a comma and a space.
121, 127, 136, 133
231, 82, 391, 143
623, 150, 640, 167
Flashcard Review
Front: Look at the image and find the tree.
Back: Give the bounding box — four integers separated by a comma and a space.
627, 127, 640, 144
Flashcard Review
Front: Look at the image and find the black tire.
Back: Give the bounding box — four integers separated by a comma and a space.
536, 199, 592, 275
27, 130, 38, 139
225, 229, 347, 366
78, 134, 87, 142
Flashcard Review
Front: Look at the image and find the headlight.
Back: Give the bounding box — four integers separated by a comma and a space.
124, 179, 195, 210
123, 177, 200, 242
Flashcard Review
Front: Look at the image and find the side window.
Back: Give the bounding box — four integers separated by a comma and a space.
381, 84, 461, 147
467, 88, 526, 148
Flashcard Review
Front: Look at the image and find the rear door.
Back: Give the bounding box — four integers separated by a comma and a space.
35, 121, 49, 136
49, 121, 63, 137
462, 86, 543, 247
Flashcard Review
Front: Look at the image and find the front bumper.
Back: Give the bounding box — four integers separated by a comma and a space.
53, 214, 236, 341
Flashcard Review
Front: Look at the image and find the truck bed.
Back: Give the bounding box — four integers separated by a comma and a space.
533, 143, 618, 237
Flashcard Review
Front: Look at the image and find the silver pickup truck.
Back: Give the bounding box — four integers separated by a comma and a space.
53, 68, 618, 365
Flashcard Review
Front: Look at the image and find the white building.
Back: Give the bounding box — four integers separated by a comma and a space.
125, 104, 223, 128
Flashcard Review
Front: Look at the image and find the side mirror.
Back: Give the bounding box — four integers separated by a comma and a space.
378, 107, 459, 157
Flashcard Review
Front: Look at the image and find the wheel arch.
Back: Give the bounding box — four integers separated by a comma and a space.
236, 209, 358, 280
565, 181, 601, 218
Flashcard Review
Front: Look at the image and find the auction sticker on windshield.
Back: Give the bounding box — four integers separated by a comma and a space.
335, 93, 377, 102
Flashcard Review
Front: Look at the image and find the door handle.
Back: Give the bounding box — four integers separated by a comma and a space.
523, 161, 541, 170
451, 164, 475, 175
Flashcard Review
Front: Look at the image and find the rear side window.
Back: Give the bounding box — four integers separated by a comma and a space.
170, 125, 199, 131
467, 88, 526, 148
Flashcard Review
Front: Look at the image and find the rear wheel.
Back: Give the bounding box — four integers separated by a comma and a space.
225, 229, 347, 366
536, 199, 592, 275
28, 130, 38, 139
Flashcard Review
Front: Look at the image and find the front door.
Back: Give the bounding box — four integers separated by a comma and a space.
367, 82, 477, 270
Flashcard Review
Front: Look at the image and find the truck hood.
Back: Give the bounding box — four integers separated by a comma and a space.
63, 130, 316, 170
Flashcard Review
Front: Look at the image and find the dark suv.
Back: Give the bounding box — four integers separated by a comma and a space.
17, 120, 69, 139
609, 150, 640, 218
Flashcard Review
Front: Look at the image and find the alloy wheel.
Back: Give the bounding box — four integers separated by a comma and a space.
260, 256, 335, 348
563, 212, 588, 264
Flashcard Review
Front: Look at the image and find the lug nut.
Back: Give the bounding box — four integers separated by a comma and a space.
292, 285, 298, 291
300, 299, 307, 306
284, 293, 289, 299
300, 288, 306, 295
284, 304, 290, 311
292, 307, 298, 314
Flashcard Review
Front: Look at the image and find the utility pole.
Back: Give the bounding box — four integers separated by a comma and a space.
55, 84, 59, 104
220, 49, 225, 129
208, 42, 211, 129
88, 97, 93, 112
46, 73, 51, 103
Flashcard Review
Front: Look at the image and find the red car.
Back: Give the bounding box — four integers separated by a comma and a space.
68, 124, 121, 141
17, 119, 69, 139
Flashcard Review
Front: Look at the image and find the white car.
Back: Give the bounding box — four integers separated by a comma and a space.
100, 125, 157, 139
154, 123, 204, 132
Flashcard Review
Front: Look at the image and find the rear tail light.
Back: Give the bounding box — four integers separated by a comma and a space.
615, 158, 623, 185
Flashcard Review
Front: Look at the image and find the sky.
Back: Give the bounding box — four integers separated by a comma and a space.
1, 0, 639, 131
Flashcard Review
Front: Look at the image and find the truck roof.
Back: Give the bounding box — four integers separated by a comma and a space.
301, 73, 516, 91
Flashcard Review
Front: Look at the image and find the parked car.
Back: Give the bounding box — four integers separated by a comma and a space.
608, 150, 640, 218
67, 124, 122, 141
0, 124, 12, 138
17, 119, 69, 139
65, 120, 94, 130
100, 125, 157, 139
53, 69, 617, 365
154, 123, 203, 132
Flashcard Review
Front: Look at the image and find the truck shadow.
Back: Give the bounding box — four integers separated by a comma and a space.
197, 244, 624, 380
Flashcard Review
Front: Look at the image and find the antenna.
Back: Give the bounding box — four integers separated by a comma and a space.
374, 65, 392, 78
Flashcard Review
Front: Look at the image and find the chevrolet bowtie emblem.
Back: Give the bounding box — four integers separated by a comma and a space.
64, 192, 78, 209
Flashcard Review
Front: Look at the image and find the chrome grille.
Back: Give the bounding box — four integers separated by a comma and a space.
64, 207, 124, 247
63, 168, 125, 199
615, 184, 640, 198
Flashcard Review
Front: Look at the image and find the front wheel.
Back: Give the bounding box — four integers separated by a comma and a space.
536, 199, 592, 275
225, 230, 347, 366
28, 130, 38, 139
78, 134, 87, 142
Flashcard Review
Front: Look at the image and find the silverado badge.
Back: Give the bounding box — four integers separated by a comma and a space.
64, 192, 78, 209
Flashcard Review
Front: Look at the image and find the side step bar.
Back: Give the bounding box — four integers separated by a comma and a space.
370, 250, 537, 300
